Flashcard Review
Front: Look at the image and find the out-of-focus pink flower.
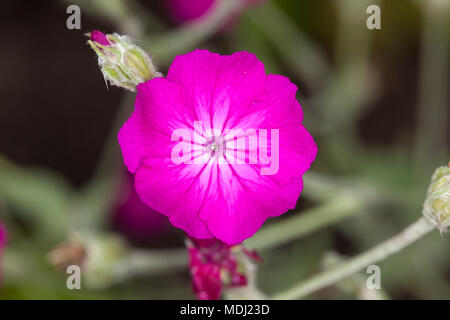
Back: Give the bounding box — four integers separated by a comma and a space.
0, 224, 6, 249
89, 30, 111, 46
165, 0, 215, 23
0, 222, 7, 287
187, 237, 260, 300
119, 50, 317, 244
165, 0, 266, 24
112, 172, 171, 244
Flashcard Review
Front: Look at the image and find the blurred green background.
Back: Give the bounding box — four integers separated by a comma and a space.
0, 0, 449, 299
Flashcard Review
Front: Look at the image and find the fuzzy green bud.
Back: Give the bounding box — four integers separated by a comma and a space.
422, 164, 450, 232
87, 30, 161, 91
48, 231, 128, 289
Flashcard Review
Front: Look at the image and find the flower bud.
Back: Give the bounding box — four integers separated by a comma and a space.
90, 30, 111, 46
87, 30, 161, 91
47, 237, 86, 272
422, 163, 450, 232
186, 237, 261, 300
48, 231, 127, 289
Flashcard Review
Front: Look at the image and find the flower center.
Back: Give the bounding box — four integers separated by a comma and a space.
204, 136, 226, 157
210, 142, 219, 152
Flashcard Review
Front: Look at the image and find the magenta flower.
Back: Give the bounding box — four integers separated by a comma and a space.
187, 237, 260, 300
118, 49, 317, 244
112, 171, 171, 243
165, 0, 266, 24
89, 30, 110, 46
165, 0, 215, 23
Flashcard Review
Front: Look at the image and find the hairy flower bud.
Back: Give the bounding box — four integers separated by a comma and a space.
48, 231, 127, 289
422, 163, 450, 232
87, 30, 161, 91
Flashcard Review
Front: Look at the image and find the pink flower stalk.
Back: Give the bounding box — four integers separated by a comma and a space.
118, 49, 317, 244
165, 0, 266, 24
0, 222, 7, 287
187, 237, 260, 300
89, 30, 110, 46
0, 224, 6, 249
112, 172, 171, 243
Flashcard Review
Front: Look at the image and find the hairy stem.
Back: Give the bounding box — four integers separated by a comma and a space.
272, 217, 435, 299
115, 248, 188, 278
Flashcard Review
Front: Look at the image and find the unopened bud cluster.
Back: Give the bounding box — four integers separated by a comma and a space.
48, 231, 127, 289
423, 164, 450, 232
87, 30, 161, 91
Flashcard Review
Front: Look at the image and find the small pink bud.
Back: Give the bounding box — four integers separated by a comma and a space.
89, 30, 111, 46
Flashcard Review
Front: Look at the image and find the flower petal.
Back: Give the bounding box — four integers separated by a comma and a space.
167, 50, 267, 133
199, 163, 303, 244
134, 157, 214, 239
118, 77, 196, 173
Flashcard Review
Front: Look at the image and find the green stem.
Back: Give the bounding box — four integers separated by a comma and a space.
316, 0, 376, 136
272, 217, 435, 299
246, 192, 368, 251
114, 248, 187, 278
109, 187, 371, 277
301, 171, 358, 202
77, 93, 135, 228
248, 1, 329, 92
145, 0, 242, 65
413, 0, 449, 173
321, 252, 390, 300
